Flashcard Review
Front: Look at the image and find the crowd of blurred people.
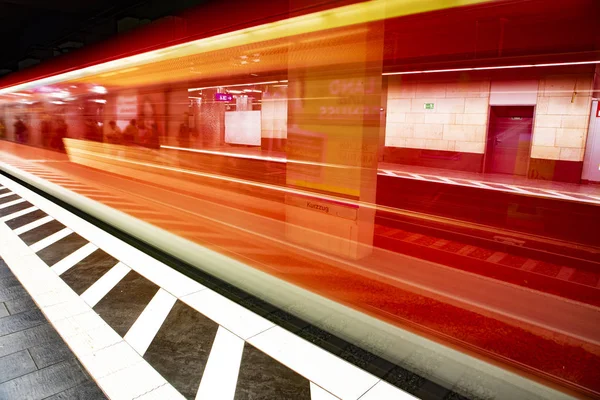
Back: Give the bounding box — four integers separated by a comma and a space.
0, 115, 161, 151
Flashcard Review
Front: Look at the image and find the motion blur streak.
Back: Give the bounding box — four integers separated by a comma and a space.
1, 0, 600, 398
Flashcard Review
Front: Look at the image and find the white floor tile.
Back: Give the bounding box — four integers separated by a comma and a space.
136, 383, 186, 400
79, 341, 143, 379
0, 191, 14, 199
80, 262, 130, 307
358, 381, 418, 400
248, 327, 379, 400
181, 290, 274, 340
13, 215, 54, 235
51, 242, 98, 275
195, 326, 244, 400
310, 382, 340, 400
30, 227, 72, 252
124, 288, 177, 356
97, 360, 168, 400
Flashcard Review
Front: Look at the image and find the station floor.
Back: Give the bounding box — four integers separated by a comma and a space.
0, 177, 421, 400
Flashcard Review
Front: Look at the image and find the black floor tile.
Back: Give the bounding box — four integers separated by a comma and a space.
0, 188, 9, 195
5, 295, 37, 315
36, 233, 88, 266
144, 301, 219, 400
19, 220, 66, 246
0, 274, 21, 291
234, 343, 311, 400
93, 270, 159, 336
0, 194, 20, 205
0, 283, 28, 303
0, 350, 37, 384
0, 303, 9, 318
0, 323, 62, 358
0, 201, 33, 217
60, 249, 118, 295
0, 308, 47, 337
5, 209, 48, 230
383, 365, 429, 395
44, 380, 107, 400
0, 358, 89, 400
0, 261, 12, 279
28, 339, 74, 369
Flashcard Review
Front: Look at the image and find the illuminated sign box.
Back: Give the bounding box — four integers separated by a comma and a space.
215, 93, 233, 102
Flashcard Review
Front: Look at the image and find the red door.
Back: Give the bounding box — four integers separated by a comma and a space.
485, 106, 534, 176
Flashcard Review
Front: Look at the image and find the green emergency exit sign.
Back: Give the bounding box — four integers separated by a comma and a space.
424, 103, 434, 110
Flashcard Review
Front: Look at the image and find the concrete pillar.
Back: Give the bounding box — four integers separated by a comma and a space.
284, 22, 384, 259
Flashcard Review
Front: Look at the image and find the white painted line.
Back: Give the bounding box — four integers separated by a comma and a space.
0, 197, 25, 209
501, 184, 533, 195
248, 326, 381, 400
124, 288, 177, 356
195, 326, 244, 400
437, 177, 456, 184
0, 206, 38, 222
181, 290, 274, 340
81, 262, 130, 307
380, 170, 398, 177
13, 215, 54, 235
0, 191, 14, 198
310, 382, 340, 399
51, 242, 98, 275
407, 173, 426, 180
359, 381, 418, 399
469, 180, 493, 189
544, 190, 579, 201
29, 227, 72, 253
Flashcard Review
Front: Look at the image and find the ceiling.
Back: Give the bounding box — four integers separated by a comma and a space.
0, 0, 212, 76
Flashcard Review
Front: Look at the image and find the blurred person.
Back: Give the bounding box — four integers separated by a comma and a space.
84, 119, 103, 142
138, 121, 149, 146
14, 117, 28, 144
149, 122, 160, 149
123, 119, 138, 145
178, 112, 190, 148
40, 113, 52, 148
51, 116, 68, 152
106, 120, 122, 144
0, 119, 5, 139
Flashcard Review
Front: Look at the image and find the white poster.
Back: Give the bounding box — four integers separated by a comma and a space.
225, 110, 261, 145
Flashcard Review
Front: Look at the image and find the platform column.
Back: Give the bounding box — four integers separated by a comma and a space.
284, 22, 384, 259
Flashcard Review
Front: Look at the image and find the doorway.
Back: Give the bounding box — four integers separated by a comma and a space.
485, 106, 534, 175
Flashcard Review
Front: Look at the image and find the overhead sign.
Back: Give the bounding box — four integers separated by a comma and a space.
215, 93, 233, 102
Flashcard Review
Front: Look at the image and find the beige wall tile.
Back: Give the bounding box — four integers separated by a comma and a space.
406, 113, 425, 123
415, 82, 446, 98
424, 139, 449, 151
531, 145, 560, 160
555, 128, 585, 148
534, 114, 561, 128
385, 136, 407, 147
436, 98, 466, 113
543, 76, 577, 97
424, 113, 455, 124
410, 98, 436, 112
559, 147, 585, 161
414, 123, 443, 139
387, 112, 406, 123
547, 96, 590, 116
387, 98, 412, 113
561, 115, 588, 129
464, 97, 489, 114
454, 141, 485, 153
532, 127, 556, 146
462, 113, 487, 126
405, 138, 426, 148
536, 97, 549, 114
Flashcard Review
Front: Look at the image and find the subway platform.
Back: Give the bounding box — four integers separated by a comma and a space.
0, 176, 421, 399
